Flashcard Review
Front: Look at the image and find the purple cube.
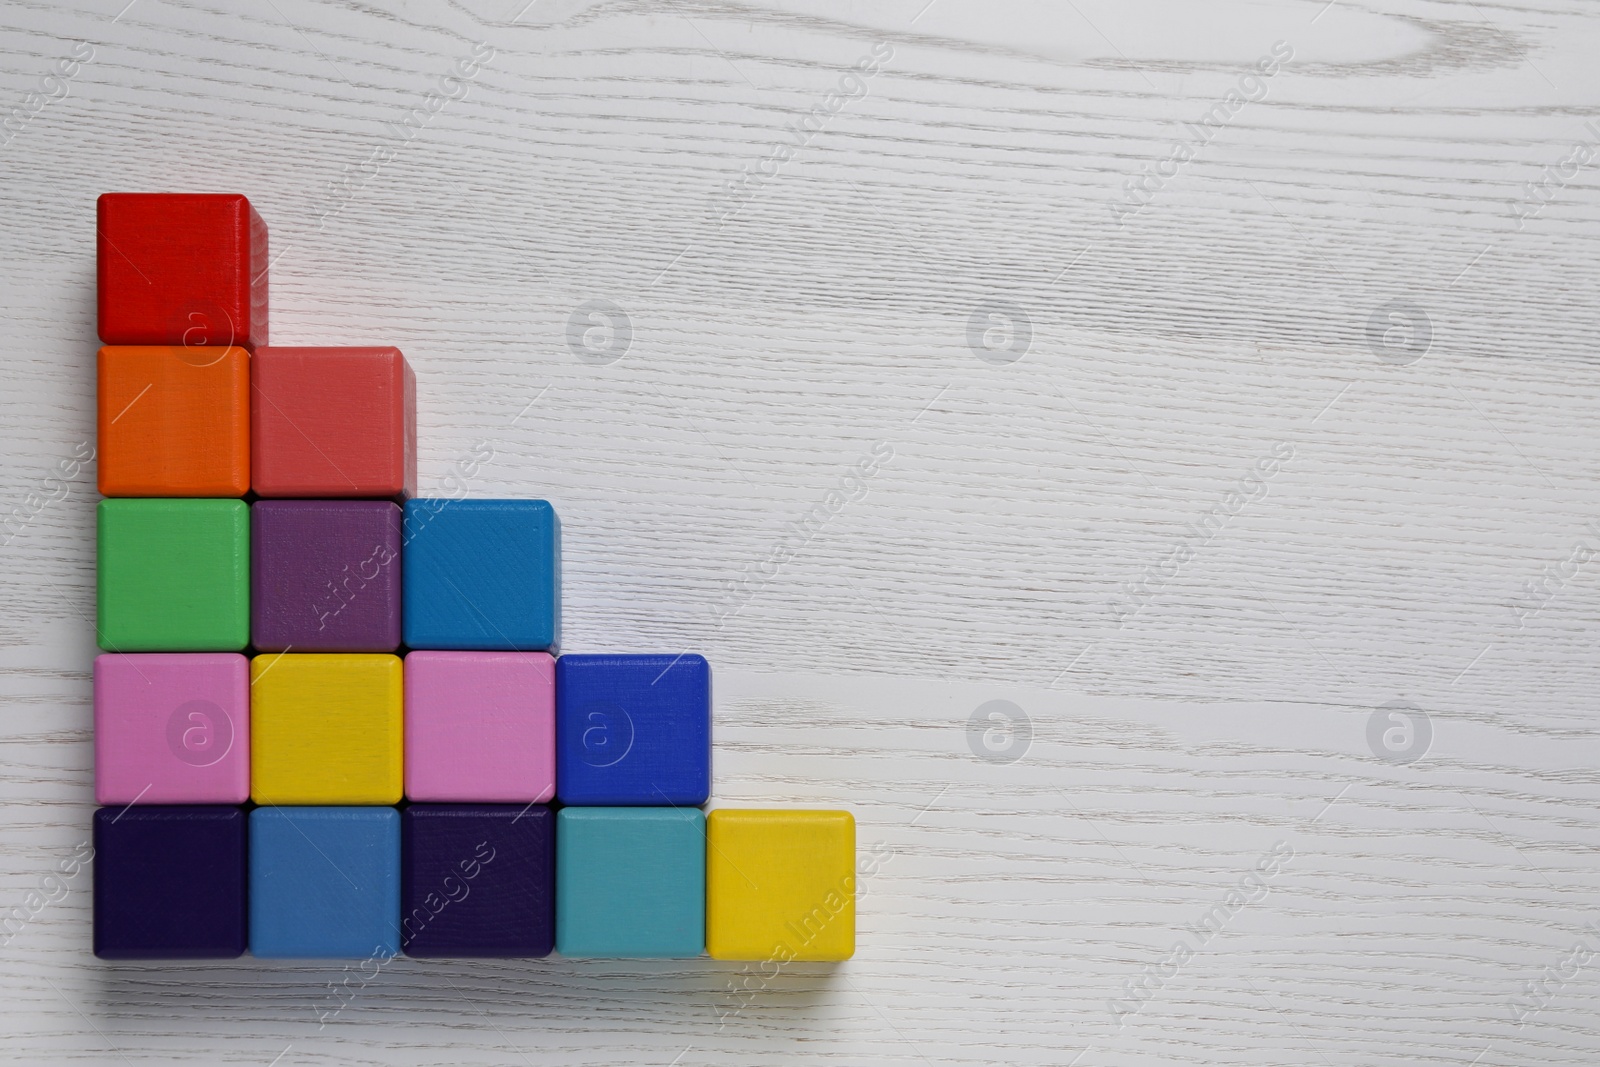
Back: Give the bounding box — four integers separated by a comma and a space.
252, 500, 402, 652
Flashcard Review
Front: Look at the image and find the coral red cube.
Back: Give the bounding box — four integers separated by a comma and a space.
97, 193, 268, 350
252, 347, 416, 498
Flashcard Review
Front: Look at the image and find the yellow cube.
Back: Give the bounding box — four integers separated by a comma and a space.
706, 809, 855, 961
250, 653, 403, 805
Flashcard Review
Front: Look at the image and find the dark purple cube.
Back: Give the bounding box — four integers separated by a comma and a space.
401, 805, 554, 958
93, 806, 247, 959
251, 500, 402, 652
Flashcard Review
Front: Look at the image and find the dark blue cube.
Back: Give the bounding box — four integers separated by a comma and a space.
402, 499, 559, 651
93, 805, 247, 959
400, 805, 554, 958
555, 654, 711, 805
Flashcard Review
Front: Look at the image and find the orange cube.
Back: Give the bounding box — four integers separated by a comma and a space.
97, 346, 250, 497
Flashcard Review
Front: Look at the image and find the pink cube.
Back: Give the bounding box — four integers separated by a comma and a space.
404, 651, 555, 802
94, 653, 250, 805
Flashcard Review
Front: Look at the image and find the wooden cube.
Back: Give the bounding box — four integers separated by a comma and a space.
97, 193, 268, 350
555, 654, 709, 805
251, 347, 415, 498
250, 653, 402, 804
97, 346, 250, 496
556, 807, 705, 958
404, 652, 554, 803
402, 499, 560, 651
706, 809, 855, 962
94, 653, 249, 805
250, 807, 400, 959
93, 806, 247, 959
251, 500, 402, 652
96, 499, 249, 652
400, 805, 554, 958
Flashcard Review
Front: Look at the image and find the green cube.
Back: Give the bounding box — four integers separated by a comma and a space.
97, 499, 249, 651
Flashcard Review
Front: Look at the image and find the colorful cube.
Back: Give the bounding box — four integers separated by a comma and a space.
556, 808, 705, 958
400, 805, 554, 958
404, 652, 554, 803
251, 347, 415, 498
250, 807, 400, 959
251, 500, 402, 653
93, 653, 249, 805
555, 654, 710, 805
93, 806, 247, 959
96, 499, 249, 652
250, 653, 403, 805
706, 810, 855, 962
96, 193, 268, 350
96, 346, 250, 497
402, 499, 559, 651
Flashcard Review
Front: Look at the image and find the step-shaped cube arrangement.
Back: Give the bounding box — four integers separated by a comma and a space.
91, 192, 855, 964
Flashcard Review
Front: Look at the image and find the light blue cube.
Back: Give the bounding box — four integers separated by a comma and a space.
556, 807, 705, 958
250, 807, 400, 959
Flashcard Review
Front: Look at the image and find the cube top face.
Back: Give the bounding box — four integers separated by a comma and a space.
97, 193, 267, 350
404, 651, 555, 803
252, 347, 416, 498
94, 653, 249, 805
250, 653, 403, 805
706, 809, 855, 962
252, 500, 402, 653
555, 654, 710, 805
93, 806, 247, 960
96, 499, 250, 652
402, 499, 560, 652
555, 807, 706, 958
249, 806, 400, 959
97, 346, 250, 497
400, 805, 555, 958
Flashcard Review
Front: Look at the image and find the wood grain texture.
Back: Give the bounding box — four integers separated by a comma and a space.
3, 0, 1600, 1062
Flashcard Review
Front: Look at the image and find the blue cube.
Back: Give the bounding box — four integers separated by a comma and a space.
402, 499, 559, 651
250, 807, 400, 959
93, 806, 247, 959
555, 653, 711, 805
556, 807, 705, 958
401, 805, 555, 958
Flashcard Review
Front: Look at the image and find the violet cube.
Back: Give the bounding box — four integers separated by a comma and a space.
251, 500, 402, 652
401, 805, 555, 958
93, 805, 248, 959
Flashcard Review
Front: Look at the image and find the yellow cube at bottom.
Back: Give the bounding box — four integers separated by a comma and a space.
251, 653, 403, 805
706, 809, 855, 961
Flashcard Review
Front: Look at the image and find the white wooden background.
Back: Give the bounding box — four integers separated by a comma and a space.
2, 0, 1600, 1062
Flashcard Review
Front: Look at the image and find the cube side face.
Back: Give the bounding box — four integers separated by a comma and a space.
706, 810, 855, 962
402, 500, 560, 651
96, 499, 250, 651
249, 807, 400, 959
93, 653, 250, 805
251, 500, 402, 652
92, 806, 247, 959
400, 805, 555, 958
251, 348, 413, 498
96, 193, 265, 350
250, 654, 404, 804
556, 808, 705, 958
403, 652, 555, 803
555, 654, 711, 805
96, 346, 250, 496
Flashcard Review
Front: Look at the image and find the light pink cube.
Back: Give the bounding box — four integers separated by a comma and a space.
94, 653, 250, 805
404, 651, 555, 802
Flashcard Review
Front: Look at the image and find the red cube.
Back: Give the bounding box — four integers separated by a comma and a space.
97, 193, 268, 350
252, 347, 416, 498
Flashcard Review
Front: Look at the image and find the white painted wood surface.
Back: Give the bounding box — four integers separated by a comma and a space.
2, 0, 1600, 1061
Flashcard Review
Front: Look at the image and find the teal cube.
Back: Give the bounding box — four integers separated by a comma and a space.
556, 807, 705, 958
